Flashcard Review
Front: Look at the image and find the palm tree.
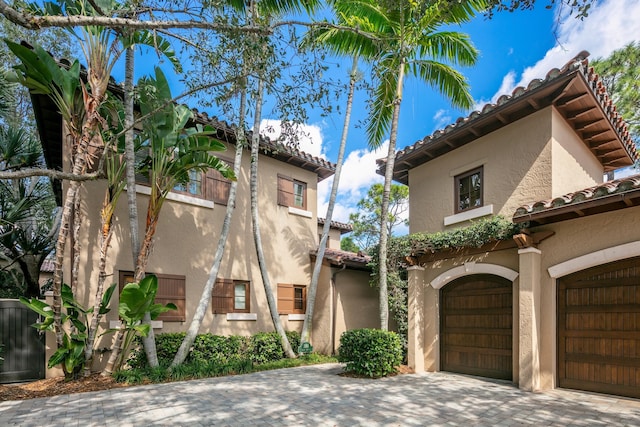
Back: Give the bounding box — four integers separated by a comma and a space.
315, 0, 485, 329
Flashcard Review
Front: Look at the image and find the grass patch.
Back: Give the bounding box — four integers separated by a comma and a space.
114, 353, 337, 385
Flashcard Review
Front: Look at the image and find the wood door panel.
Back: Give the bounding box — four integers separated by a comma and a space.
440, 274, 513, 381
558, 256, 640, 398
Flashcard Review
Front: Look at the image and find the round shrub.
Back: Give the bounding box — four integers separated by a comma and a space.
190, 334, 249, 365
337, 328, 403, 378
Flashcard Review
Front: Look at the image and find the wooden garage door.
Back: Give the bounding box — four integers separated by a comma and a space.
440, 274, 513, 380
558, 256, 640, 398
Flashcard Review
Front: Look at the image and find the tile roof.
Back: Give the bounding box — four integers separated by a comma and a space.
190, 110, 336, 181
311, 248, 371, 269
384, 51, 638, 184
317, 217, 353, 233
513, 173, 640, 225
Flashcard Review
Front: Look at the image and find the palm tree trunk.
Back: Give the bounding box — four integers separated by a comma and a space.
71, 189, 81, 294
84, 192, 116, 376
378, 58, 406, 331
124, 45, 140, 262
171, 84, 247, 368
250, 78, 295, 358
301, 56, 358, 344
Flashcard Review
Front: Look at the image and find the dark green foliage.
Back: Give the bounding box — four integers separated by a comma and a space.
249, 331, 301, 364
191, 334, 249, 365
128, 331, 301, 369
338, 328, 403, 378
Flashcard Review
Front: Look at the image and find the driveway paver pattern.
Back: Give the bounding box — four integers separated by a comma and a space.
2, 363, 640, 426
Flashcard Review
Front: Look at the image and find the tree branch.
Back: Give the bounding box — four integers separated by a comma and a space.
0, 168, 103, 181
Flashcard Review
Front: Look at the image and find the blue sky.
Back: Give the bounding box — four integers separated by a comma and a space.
118, 0, 639, 233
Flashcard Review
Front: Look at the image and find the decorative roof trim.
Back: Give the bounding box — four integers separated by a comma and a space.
317, 218, 353, 233
311, 248, 371, 270
513, 174, 640, 225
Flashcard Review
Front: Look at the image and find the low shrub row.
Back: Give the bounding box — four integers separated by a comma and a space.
127, 330, 301, 369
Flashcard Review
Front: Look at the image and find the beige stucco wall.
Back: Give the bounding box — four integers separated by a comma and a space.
408, 106, 607, 235
55, 140, 363, 376
550, 107, 603, 196
408, 108, 553, 234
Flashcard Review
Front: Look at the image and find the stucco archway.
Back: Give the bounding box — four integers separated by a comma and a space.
430, 262, 519, 289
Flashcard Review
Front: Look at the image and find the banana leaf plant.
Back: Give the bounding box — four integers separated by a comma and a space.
107, 275, 176, 372
20, 283, 116, 379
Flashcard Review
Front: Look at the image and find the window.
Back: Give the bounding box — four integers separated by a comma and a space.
212, 279, 250, 314
135, 151, 233, 205
455, 166, 483, 213
119, 271, 186, 322
277, 175, 307, 210
173, 169, 203, 197
204, 166, 232, 205
277, 283, 306, 314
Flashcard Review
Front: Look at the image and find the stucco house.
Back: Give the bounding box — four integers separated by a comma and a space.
389, 51, 640, 398
31, 85, 376, 376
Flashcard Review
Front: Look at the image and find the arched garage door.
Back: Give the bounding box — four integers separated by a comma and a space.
558, 256, 640, 398
440, 274, 513, 380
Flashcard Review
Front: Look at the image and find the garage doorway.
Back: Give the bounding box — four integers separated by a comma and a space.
440, 274, 513, 380
558, 256, 640, 398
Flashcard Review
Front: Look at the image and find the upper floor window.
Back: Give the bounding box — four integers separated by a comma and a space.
455, 166, 483, 213
277, 175, 307, 210
136, 151, 232, 205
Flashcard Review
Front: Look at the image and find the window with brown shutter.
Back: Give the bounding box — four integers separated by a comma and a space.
277, 283, 306, 314
277, 175, 307, 210
119, 271, 186, 322
205, 168, 232, 205
212, 279, 250, 314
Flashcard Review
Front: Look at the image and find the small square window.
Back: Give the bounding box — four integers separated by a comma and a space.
278, 175, 307, 210
212, 279, 250, 314
455, 166, 483, 213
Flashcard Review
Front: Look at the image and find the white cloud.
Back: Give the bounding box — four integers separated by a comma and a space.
487, 0, 640, 103
432, 109, 453, 131
317, 141, 388, 223
473, 70, 517, 111
260, 119, 327, 159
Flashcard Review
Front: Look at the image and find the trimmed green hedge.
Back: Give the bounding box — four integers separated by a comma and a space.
127, 331, 301, 369
338, 328, 403, 378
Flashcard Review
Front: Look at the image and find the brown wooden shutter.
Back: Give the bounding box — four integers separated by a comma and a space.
205, 168, 232, 205
277, 175, 294, 207
155, 274, 186, 322
277, 283, 294, 314
212, 278, 234, 314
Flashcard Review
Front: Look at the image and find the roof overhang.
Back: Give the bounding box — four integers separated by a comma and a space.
385, 53, 637, 185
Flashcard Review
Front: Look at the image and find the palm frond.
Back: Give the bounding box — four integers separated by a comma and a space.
410, 60, 474, 110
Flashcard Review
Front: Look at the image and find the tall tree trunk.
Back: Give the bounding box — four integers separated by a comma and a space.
84, 189, 117, 376
250, 78, 295, 358
301, 56, 358, 344
71, 189, 81, 293
171, 84, 247, 368
378, 58, 406, 331
135, 211, 160, 367
124, 45, 140, 262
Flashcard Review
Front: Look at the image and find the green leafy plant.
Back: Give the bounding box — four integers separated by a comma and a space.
338, 328, 403, 378
109, 275, 177, 372
249, 331, 301, 364
19, 283, 115, 379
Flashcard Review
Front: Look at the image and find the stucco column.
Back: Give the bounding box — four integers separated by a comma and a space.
407, 265, 425, 373
518, 247, 542, 391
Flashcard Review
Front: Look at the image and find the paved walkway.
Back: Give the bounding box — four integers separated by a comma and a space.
2, 363, 640, 426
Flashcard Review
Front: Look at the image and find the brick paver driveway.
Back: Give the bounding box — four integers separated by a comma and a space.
2, 363, 640, 426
